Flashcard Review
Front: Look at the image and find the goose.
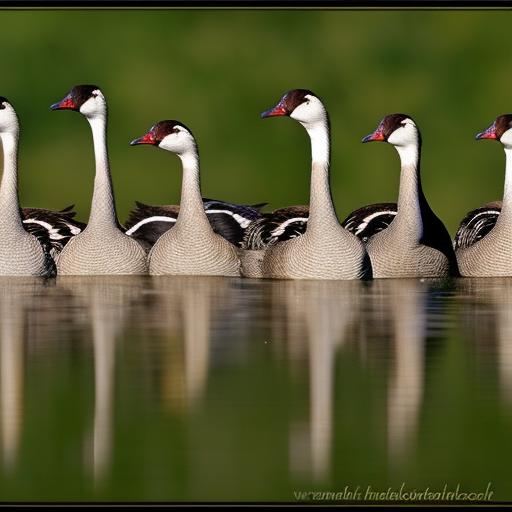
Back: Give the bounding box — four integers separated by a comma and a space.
0, 97, 83, 276
455, 114, 512, 276
124, 198, 266, 252
130, 120, 241, 276
246, 89, 369, 280
345, 114, 458, 278
50, 85, 148, 275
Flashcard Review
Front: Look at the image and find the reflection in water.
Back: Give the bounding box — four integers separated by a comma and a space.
57, 276, 146, 485
369, 280, 427, 465
2, 273, 512, 500
459, 278, 512, 408
0, 278, 48, 473
281, 278, 449, 480
149, 276, 233, 413
276, 280, 362, 482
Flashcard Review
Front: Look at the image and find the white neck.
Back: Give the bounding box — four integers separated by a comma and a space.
175, 149, 211, 230
86, 114, 118, 229
0, 131, 24, 231
498, 147, 512, 222
393, 143, 423, 236
303, 119, 339, 233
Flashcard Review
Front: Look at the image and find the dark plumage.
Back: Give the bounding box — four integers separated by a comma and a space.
341, 203, 398, 242
125, 199, 267, 251
242, 205, 310, 250
242, 201, 401, 251
453, 201, 501, 250
21, 205, 86, 258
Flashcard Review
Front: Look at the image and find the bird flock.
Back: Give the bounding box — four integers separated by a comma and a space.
0, 84, 509, 280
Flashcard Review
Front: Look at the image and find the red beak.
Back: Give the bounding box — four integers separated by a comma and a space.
50, 94, 78, 111
476, 123, 497, 140
362, 128, 386, 143
130, 131, 157, 146
261, 102, 288, 118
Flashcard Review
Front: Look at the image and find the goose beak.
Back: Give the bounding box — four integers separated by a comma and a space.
50, 94, 77, 111
261, 101, 288, 119
130, 132, 157, 146
362, 128, 385, 143
476, 123, 497, 140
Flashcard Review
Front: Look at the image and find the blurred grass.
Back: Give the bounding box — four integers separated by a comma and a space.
0, 9, 510, 233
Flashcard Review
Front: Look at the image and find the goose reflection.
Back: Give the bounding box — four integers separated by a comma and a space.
149, 276, 234, 413
275, 279, 363, 482
459, 278, 512, 407
0, 277, 50, 473
369, 279, 428, 465
369, 279, 452, 467
57, 276, 147, 485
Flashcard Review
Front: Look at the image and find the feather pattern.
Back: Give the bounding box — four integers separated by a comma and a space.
453, 201, 501, 250
341, 203, 398, 242
125, 198, 266, 251
21, 205, 86, 259
242, 205, 310, 250
241, 201, 398, 251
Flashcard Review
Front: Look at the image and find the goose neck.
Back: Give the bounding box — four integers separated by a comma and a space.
86, 114, 119, 229
498, 147, 512, 222
393, 143, 424, 234
0, 131, 23, 230
304, 119, 340, 233
176, 149, 210, 230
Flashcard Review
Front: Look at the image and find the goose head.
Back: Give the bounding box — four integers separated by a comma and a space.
261, 89, 327, 127
130, 120, 197, 156
362, 114, 419, 148
0, 97, 19, 135
476, 115, 512, 148
50, 85, 106, 119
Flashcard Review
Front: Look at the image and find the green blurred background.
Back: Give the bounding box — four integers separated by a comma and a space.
1, 9, 511, 233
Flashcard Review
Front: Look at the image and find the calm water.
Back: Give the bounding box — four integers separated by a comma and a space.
0, 275, 509, 503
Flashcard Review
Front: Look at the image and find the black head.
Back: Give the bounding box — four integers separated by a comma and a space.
50, 84, 101, 111
130, 120, 194, 146
362, 113, 413, 143
261, 89, 316, 118
476, 114, 512, 141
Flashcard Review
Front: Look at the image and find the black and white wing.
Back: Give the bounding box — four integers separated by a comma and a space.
342, 203, 397, 242
454, 201, 501, 250
242, 205, 309, 250
21, 205, 86, 259
203, 198, 267, 246
125, 199, 267, 250
125, 202, 180, 251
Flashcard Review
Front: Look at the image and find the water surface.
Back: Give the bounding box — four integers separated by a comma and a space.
0, 275, 509, 503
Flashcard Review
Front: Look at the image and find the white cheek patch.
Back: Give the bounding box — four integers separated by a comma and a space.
500, 128, 512, 146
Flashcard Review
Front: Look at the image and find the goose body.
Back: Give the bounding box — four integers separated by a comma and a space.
255, 89, 369, 280
455, 115, 512, 276
125, 198, 266, 251
354, 114, 457, 278
0, 98, 63, 277
130, 120, 241, 276
51, 85, 148, 275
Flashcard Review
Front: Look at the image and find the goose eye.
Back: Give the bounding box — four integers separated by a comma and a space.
0, 103, 5, 110
173, 128, 180, 134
